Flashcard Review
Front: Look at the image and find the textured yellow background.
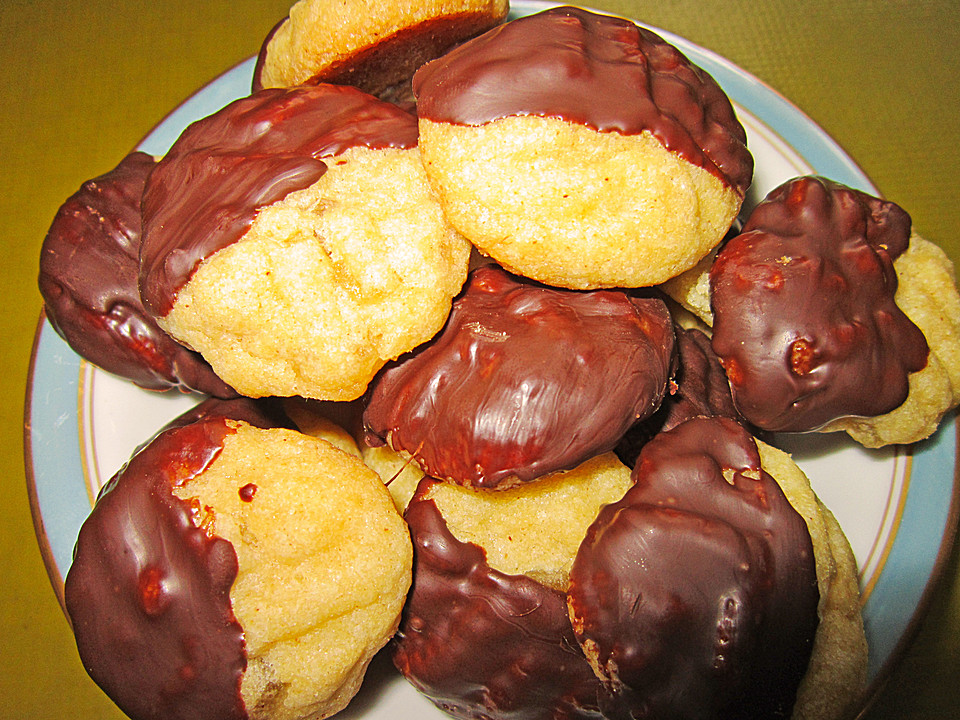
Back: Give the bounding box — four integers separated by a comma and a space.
1, 1, 957, 718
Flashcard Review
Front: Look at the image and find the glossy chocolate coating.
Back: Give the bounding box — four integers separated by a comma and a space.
710, 176, 928, 432
64, 399, 292, 720
413, 6, 752, 195
38, 151, 236, 397
393, 480, 607, 720
65, 418, 244, 720
364, 265, 676, 489
569, 417, 819, 720
616, 326, 739, 466
139, 84, 419, 317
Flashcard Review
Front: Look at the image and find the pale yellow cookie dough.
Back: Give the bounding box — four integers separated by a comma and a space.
359, 438, 425, 515
420, 452, 633, 591
755, 439, 867, 720
418, 114, 742, 290
281, 397, 363, 458
659, 247, 717, 324
663, 231, 960, 447
160, 145, 471, 401
281, 396, 424, 513
172, 421, 413, 720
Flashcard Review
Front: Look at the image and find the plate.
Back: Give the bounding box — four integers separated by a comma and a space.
24, 1, 959, 717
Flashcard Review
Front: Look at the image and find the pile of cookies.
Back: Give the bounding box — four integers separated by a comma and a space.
38, 2, 960, 720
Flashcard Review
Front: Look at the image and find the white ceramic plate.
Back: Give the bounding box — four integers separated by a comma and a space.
24, 2, 959, 717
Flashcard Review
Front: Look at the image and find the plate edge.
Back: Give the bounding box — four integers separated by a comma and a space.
23, 310, 70, 617
854, 416, 960, 717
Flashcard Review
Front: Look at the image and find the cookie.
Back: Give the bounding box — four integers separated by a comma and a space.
709, 176, 953, 445
413, 6, 752, 289
358, 436, 425, 514
756, 435, 868, 720
253, 0, 509, 104
567, 416, 865, 720
140, 84, 471, 400
393, 452, 633, 720
364, 265, 676, 489
38, 151, 235, 397
64, 401, 412, 720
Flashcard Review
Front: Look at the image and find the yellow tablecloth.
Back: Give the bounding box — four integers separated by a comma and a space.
2, 1, 957, 717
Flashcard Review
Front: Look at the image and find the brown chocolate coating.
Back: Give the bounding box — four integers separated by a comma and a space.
364, 265, 676, 489
710, 176, 929, 432
393, 480, 607, 720
568, 417, 819, 720
63, 398, 292, 720
413, 6, 752, 195
65, 420, 243, 719
139, 84, 419, 317
656, 327, 739, 429
38, 151, 236, 397
616, 326, 739, 466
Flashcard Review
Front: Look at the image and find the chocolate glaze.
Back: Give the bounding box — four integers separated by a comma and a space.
413, 6, 752, 195
569, 417, 819, 720
64, 398, 292, 720
710, 176, 929, 432
616, 326, 739, 466
38, 151, 236, 397
393, 480, 607, 720
139, 84, 419, 317
65, 418, 244, 720
364, 265, 676, 489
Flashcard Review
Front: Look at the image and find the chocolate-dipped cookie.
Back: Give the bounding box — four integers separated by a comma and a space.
65, 398, 412, 720
139, 83, 471, 400
38, 151, 236, 397
364, 265, 676, 489
252, 0, 509, 104
568, 416, 866, 720
394, 453, 634, 720
413, 6, 752, 290
710, 176, 928, 434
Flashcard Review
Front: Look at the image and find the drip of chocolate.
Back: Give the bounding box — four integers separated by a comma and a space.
569, 416, 819, 720
710, 175, 928, 432
413, 6, 753, 195
38, 151, 236, 397
139, 84, 419, 317
364, 265, 676, 489
394, 480, 607, 720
